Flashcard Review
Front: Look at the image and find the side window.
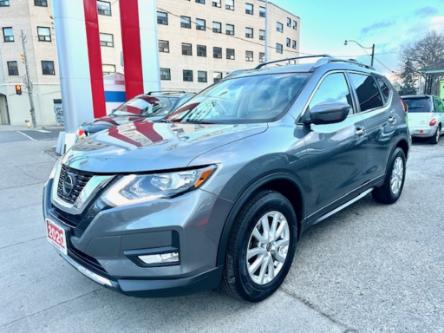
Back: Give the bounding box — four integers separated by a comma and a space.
349, 73, 384, 112
309, 73, 354, 111
375, 75, 391, 103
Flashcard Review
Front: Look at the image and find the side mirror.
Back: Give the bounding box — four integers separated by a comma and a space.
303, 102, 351, 125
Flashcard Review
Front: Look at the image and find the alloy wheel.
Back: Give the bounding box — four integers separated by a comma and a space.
246, 211, 290, 285
390, 156, 404, 195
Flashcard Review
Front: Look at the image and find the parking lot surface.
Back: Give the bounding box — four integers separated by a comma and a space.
0, 130, 442, 333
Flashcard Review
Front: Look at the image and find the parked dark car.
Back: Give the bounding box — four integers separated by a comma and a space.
44, 56, 410, 302
76, 91, 195, 138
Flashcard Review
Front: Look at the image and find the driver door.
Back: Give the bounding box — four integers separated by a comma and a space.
297, 72, 369, 220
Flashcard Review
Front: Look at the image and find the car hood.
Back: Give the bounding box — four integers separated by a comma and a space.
82, 115, 145, 131
63, 121, 268, 173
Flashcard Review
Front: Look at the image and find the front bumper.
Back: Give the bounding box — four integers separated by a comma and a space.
43, 179, 232, 296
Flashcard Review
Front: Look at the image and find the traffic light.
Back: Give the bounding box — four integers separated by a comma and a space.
15, 84, 22, 95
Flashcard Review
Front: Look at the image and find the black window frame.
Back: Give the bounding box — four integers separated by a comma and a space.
182, 42, 193, 56
213, 46, 222, 59
37, 26, 51, 42
183, 69, 194, 82
212, 0, 221, 8
0, 0, 10, 7
7, 61, 19, 76
195, 0, 205, 4
259, 6, 266, 17
245, 27, 253, 39
2, 27, 14, 43
160, 68, 171, 81
196, 18, 206, 31
225, 0, 234, 10
158, 40, 170, 53
245, 50, 253, 62
197, 44, 207, 57
245, 2, 253, 15
213, 71, 223, 83
41, 60, 56, 75
276, 43, 283, 54
34, 0, 48, 7
286, 37, 291, 48
259, 29, 265, 41
180, 16, 192, 29
97, 0, 112, 16
212, 21, 222, 33
276, 21, 284, 33
226, 23, 235, 36
102, 64, 116, 75
226, 48, 235, 60
157, 11, 168, 25
198, 70, 208, 83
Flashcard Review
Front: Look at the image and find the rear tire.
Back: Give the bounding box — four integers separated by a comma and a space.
222, 191, 298, 302
372, 148, 406, 204
430, 126, 441, 144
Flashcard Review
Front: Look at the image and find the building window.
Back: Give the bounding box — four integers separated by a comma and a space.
276, 43, 283, 54
160, 68, 171, 81
37, 27, 51, 42
212, 21, 222, 33
259, 29, 265, 41
183, 69, 193, 82
226, 48, 235, 60
225, 0, 234, 10
259, 52, 265, 63
0, 0, 10, 7
287, 17, 292, 27
34, 0, 48, 7
181, 16, 191, 29
41, 60, 55, 75
102, 64, 116, 75
226, 24, 235, 35
157, 11, 168, 25
245, 3, 253, 15
196, 18, 206, 31
213, 47, 222, 58
97, 1, 111, 16
197, 44, 207, 57
100, 33, 114, 47
213, 71, 223, 83
245, 50, 253, 62
212, 0, 221, 8
195, 0, 205, 4
259, 6, 266, 17
245, 27, 253, 38
292, 40, 297, 49
2, 27, 14, 42
286, 37, 291, 48
182, 43, 193, 56
293, 20, 297, 30
158, 40, 169, 53
198, 71, 208, 83
7, 61, 18, 76
276, 22, 283, 33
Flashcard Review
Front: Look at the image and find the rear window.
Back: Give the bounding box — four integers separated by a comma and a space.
112, 96, 174, 116
403, 97, 432, 113
349, 73, 384, 112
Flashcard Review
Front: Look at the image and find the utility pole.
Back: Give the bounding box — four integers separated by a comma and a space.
264, 0, 269, 63
370, 43, 375, 67
344, 40, 375, 68
20, 30, 37, 128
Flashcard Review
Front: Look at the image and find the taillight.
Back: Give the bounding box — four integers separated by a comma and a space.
401, 100, 408, 113
429, 118, 437, 126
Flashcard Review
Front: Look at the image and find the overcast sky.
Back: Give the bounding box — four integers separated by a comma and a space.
272, 0, 444, 79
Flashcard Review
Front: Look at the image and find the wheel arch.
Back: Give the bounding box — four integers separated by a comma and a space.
216, 172, 305, 266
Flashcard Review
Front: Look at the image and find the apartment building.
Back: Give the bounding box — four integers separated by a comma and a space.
0, 0, 300, 126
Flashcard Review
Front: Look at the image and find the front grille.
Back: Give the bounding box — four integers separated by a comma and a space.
69, 246, 107, 275
57, 165, 92, 204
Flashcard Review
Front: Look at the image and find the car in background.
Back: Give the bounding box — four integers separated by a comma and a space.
76, 91, 195, 138
402, 95, 444, 144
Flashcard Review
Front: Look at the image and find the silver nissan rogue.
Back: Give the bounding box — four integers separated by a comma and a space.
43, 56, 410, 302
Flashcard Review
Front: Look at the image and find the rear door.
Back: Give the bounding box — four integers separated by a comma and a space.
347, 73, 391, 182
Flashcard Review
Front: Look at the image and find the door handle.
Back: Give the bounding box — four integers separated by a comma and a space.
388, 115, 396, 124
355, 127, 366, 136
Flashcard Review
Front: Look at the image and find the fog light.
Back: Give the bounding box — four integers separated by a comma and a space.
138, 251, 179, 265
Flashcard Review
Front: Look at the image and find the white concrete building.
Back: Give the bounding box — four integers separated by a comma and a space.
0, 0, 300, 126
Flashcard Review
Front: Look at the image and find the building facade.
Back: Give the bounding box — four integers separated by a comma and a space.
0, 0, 300, 126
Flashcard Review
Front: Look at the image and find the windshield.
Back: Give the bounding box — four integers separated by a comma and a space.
111, 96, 175, 116
403, 97, 432, 113
165, 73, 308, 124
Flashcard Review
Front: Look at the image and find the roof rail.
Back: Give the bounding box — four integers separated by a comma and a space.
255, 54, 332, 69
255, 55, 375, 71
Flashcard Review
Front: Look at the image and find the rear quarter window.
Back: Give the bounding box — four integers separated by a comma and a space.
375, 76, 392, 103
349, 73, 384, 112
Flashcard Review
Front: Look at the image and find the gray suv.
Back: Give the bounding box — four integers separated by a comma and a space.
43, 56, 410, 302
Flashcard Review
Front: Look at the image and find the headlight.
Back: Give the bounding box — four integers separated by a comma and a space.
102, 165, 216, 207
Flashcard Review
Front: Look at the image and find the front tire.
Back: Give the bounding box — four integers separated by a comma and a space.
372, 148, 406, 204
222, 191, 298, 302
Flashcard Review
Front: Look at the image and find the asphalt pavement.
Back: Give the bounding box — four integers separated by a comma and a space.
0, 129, 442, 333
